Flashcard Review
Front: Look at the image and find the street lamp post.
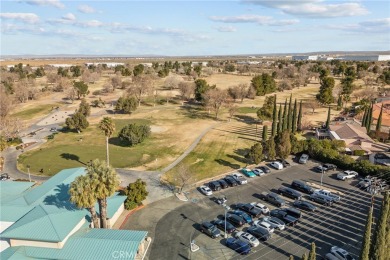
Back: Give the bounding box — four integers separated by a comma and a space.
27, 164, 31, 182
223, 204, 230, 238
320, 165, 324, 187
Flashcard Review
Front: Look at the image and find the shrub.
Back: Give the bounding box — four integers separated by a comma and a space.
121, 179, 148, 210
118, 123, 151, 146
353, 150, 365, 156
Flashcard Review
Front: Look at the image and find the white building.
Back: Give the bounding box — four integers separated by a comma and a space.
292, 55, 318, 61
338, 55, 390, 61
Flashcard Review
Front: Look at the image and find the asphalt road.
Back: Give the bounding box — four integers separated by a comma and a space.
121, 160, 383, 260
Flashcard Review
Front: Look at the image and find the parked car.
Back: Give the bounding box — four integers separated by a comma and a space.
277, 187, 302, 200
226, 214, 245, 227
230, 210, 253, 224
259, 216, 285, 230
235, 231, 260, 247
225, 238, 251, 255
293, 200, 316, 212
330, 246, 355, 260
200, 222, 221, 238
291, 180, 314, 194
337, 170, 359, 180
281, 207, 302, 219
314, 189, 341, 202
224, 176, 238, 187
236, 203, 262, 217
211, 219, 236, 234
252, 168, 265, 176
246, 226, 271, 241
280, 160, 291, 167
252, 220, 275, 233
256, 166, 271, 173
250, 202, 269, 214
270, 161, 284, 170
213, 196, 227, 205
258, 192, 285, 207
241, 168, 256, 178
299, 154, 309, 164
199, 185, 213, 196
208, 181, 222, 191
217, 179, 229, 189
309, 193, 333, 206
324, 163, 337, 171
232, 173, 248, 184
50, 127, 58, 132
269, 209, 298, 226
0, 173, 10, 181
325, 253, 341, 260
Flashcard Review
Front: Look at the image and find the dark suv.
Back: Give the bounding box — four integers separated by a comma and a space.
217, 179, 229, 189
208, 181, 222, 191
226, 214, 245, 227
278, 187, 302, 200
200, 222, 221, 238
291, 180, 314, 194
224, 176, 238, 187
270, 209, 298, 226
236, 203, 262, 217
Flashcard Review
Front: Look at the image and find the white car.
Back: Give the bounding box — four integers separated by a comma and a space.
314, 189, 341, 202
299, 154, 309, 164
235, 231, 260, 247
199, 185, 212, 196
270, 161, 283, 170
260, 217, 285, 231
250, 202, 269, 214
252, 169, 265, 176
232, 173, 248, 184
252, 220, 275, 233
330, 246, 355, 260
337, 170, 359, 181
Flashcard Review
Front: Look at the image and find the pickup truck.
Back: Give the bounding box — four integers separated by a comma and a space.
337, 170, 359, 180
258, 192, 285, 207
314, 189, 341, 202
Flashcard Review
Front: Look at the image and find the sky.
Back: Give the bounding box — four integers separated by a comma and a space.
1, 0, 389, 56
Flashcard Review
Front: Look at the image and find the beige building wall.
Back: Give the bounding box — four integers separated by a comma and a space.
108, 203, 124, 229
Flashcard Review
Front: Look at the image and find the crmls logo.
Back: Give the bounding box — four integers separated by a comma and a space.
111, 251, 135, 259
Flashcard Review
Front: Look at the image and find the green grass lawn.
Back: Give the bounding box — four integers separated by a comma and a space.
237, 107, 258, 114
11, 103, 63, 120
18, 118, 178, 176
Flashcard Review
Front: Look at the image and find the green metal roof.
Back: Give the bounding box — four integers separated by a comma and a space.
1, 205, 86, 242
0, 182, 34, 204
96, 193, 126, 219
0, 205, 34, 222
0, 247, 35, 260
1, 229, 148, 260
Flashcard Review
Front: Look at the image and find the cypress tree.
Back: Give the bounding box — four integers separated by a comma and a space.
372, 192, 390, 260
297, 100, 303, 132
361, 108, 367, 127
289, 255, 294, 260
267, 138, 276, 160
376, 105, 383, 133
282, 99, 288, 131
360, 205, 373, 260
271, 95, 277, 136
277, 104, 282, 134
292, 99, 298, 133
325, 106, 331, 129
337, 95, 343, 110
262, 125, 268, 141
366, 104, 373, 134
301, 253, 308, 260
287, 94, 293, 131
308, 242, 316, 260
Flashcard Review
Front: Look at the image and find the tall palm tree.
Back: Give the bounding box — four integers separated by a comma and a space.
87, 159, 120, 229
98, 117, 115, 165
69, 175, 100, 228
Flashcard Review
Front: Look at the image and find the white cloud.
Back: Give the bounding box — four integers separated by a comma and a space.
23, 0, 65, 9
329, 18, 390, 33
243, 0, 369, 18
62, 13, 76, 21
78, 4, 96, 14
78, 20, 103, 28
0, 13, 39, 24
216, 26, 237, 32
209, 14, 298, 26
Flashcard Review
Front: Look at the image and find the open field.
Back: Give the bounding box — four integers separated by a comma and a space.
205, 73, 253, 89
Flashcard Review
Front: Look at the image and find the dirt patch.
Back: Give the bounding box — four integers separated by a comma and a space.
150, 126, 167, 133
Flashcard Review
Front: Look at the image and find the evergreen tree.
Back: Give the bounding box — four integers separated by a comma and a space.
301, 253, 308, 260
337, 95, 343, 110
297, 100, 303, 132
316, 76, 335, 104
376, 105, 383, 133
262, 125, 268, 141
289, 255, 294, 260
266, 138, 276, 160
292, 99, 298, 133
287, 94, 292, 131
78, 98, 91, 117
325, 107, 331, 129
366, 104, 373, 134
308, 242, 316, 260
360, 205, 373, 260
271, 95, 277, 137
282, 99, 288, 131
361, 108, 367, 127
372, 192, 390, 260
248, 142, 263, 164
277, 104, 282, 134
275, 130, 291, 159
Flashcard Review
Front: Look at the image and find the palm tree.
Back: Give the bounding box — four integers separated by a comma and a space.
98, 117, 116, 165
69, 175, 100, 228
87, 159, 120, 229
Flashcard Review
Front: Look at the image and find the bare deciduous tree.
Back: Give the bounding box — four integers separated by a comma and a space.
127, 75, 154, 106
173, 164, 193, 193
66, 87, 76, 103
305, 100, 320, 114
82, 69, 92, 83
204, 88, 228, 119
14, 79, 29, 103
178, 81, 195, 102
0, 90, 13, 118
164, 75, 182, 90
225, 101, 238, 121
111, 75, 122, 89
278, 81, 292, 92
0, 117, 24, 139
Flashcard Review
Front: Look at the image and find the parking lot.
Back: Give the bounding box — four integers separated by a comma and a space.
122, 160, 383, 260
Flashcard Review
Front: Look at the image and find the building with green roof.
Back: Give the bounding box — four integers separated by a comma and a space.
0, 167, 150, 259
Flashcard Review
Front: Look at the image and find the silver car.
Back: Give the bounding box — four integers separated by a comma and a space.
259, 216, 285, 230
299, 154, 309, 164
